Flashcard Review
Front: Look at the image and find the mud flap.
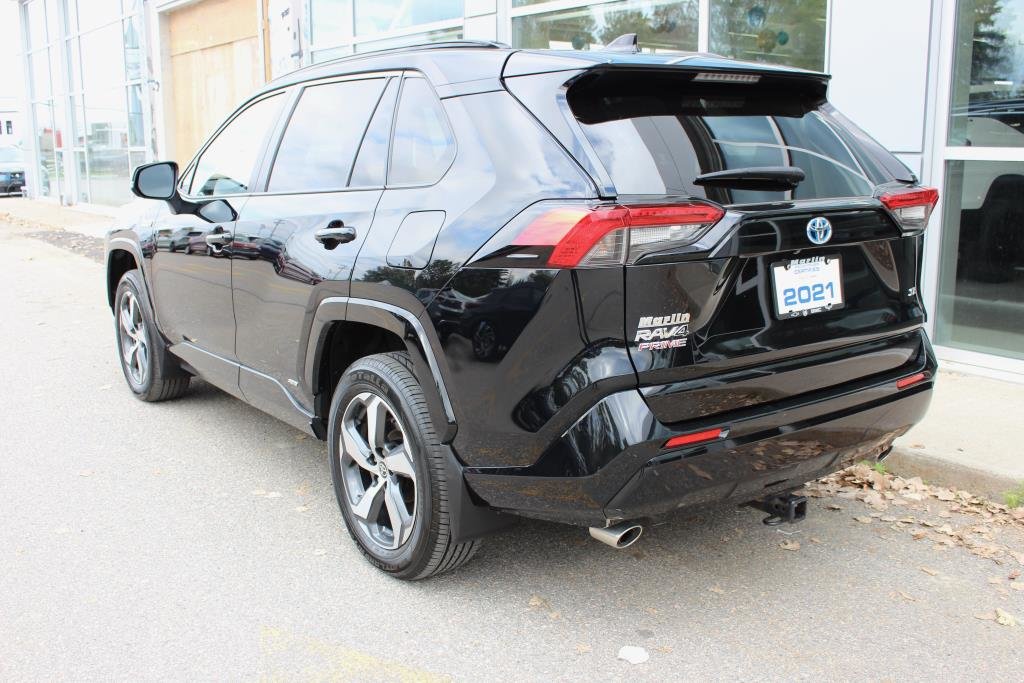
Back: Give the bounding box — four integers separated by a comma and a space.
441, 445, 518, 543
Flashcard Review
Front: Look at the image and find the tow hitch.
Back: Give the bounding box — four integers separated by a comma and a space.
748, 493, 808, 526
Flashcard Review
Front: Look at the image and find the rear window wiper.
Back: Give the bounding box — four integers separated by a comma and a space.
693, 166, 805, 191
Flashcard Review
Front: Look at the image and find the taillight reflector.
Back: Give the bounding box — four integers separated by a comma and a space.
663, 427, 724, 449
513, 203, 725, 268
896, 372, 928, 390
879, 187, 939, 230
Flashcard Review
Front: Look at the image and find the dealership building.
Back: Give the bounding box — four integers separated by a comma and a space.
14, 0, 1024, 378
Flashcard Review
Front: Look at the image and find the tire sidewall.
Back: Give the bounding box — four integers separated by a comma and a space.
114, 271, 156, 396
328, 357, 437, 575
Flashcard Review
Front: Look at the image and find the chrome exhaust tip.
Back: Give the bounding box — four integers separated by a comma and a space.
589, 522, 644, 549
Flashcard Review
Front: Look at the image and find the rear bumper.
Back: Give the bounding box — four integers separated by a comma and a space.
464, 336, 936, 526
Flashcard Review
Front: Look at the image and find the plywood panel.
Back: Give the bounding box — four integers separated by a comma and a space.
170, 36, 261, 163
168, 0, 259, 56
166, 0, 262, 164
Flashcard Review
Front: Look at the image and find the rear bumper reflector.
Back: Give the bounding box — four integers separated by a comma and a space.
663, 427, 725, 449
896, 372, 928, 390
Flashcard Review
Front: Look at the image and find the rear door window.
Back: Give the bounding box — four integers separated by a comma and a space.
268, 77, 387, 192
388, 77, 455, 186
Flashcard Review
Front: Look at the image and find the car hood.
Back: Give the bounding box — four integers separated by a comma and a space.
0, 162, 25, 173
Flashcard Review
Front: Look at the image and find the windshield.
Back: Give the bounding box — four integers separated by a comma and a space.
0, 147, 23, 163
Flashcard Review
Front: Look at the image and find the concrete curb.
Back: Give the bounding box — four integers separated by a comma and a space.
885, 446, 1020, 502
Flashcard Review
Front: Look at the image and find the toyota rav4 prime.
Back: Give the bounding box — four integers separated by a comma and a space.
106, 39, 937, 579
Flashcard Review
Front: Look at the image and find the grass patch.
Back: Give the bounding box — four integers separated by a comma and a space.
859, 459, 888, 475
1005, 482, 1024, 509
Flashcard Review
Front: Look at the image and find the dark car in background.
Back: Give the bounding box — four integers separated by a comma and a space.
0, 146, 26, 195
105, 39, 938, 579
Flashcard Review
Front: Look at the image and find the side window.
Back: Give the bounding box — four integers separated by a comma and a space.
388, 77, 455, 186
268, 78, 386, 192
190, 93, 284, 197
350, 78, 399, 187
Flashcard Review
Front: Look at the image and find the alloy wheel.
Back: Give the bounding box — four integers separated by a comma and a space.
118, 290, 149, 386
339, 392, 418, 550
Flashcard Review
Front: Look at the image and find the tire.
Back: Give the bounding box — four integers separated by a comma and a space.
328, 351, 480, 579
113, 269, 190, 402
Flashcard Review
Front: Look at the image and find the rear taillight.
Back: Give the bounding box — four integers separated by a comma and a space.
879, 187, 939, 231
501, 203, 724, 268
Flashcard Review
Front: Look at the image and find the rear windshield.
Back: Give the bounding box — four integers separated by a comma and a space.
568, 72, 912, 204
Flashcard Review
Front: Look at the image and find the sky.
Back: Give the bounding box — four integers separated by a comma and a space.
0, 1, 25, 102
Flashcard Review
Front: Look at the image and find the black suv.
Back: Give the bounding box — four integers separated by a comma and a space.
107, 40, 937, 579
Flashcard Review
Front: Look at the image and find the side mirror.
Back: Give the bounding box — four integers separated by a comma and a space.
131, 161, 178, 200
130, 160, 236, 224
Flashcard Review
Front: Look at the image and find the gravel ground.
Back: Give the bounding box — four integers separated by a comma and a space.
1, 226, 1022, 681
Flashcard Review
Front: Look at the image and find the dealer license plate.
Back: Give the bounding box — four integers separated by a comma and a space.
771, 256, 844, 318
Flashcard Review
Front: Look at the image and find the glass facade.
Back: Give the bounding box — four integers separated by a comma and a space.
512, 0, 698, 52
936, 0, 1024, 363
309, 0, 464, 60
935, 159, 1024, 360
709, 0, 827, 71
21, 0, 149, 206
948, 0, 1024, 147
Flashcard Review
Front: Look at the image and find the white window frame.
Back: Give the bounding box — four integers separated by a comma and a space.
919, 0, 1024, 380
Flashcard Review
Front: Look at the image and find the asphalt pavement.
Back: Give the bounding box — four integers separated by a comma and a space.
2, 225, 1022, 681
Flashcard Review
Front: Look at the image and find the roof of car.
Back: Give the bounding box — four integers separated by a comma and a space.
255, 40, 827, 98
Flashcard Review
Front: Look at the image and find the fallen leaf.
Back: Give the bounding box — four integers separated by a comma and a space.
995, 608, 1017, 627
810, 537, 823, 544
975, 611, 996, 621
854, 516, 873, 524
266, 491, 282, 499
78, 470, 93, 477
528, 595, 548, 609
898, 591, 916, 602
617, 646, 650, 665
988, 577, 1003, 585
251, 489, 267, 496
655, 645, 673, 654
709, 585, 725, 594
780, 540, 801, 551
312, 548, 326, 556
575, 644, 592, 654
294, 506, 309, 513
644, 607, 658, 615
826, 504, 843, 511
1011, 583, 1024, 592
1009, 570, 1021, 581
919, 566, 939, 576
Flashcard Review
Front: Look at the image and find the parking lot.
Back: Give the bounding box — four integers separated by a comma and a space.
2, 225, 1022, 680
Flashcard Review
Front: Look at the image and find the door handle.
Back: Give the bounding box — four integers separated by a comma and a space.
205, 228, 233, 247
314, 220, 356, 249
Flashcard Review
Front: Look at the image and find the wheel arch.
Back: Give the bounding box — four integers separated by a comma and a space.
307, 298, 457, 443
106, 243, 141, 309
